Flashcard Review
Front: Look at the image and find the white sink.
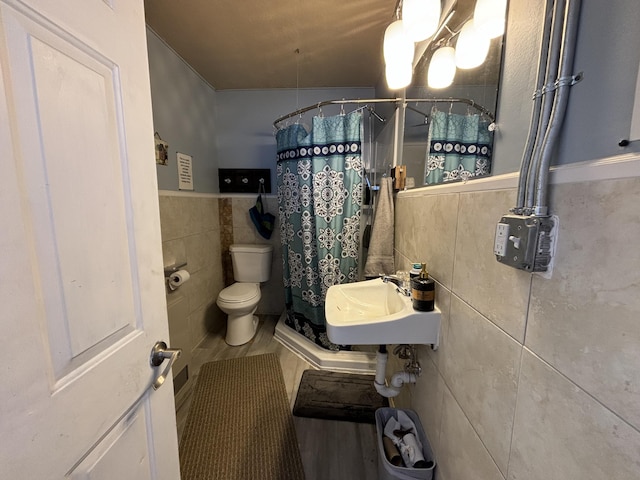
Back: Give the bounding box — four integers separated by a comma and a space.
325, 278, 441, 346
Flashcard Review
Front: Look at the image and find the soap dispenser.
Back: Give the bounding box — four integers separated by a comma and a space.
409, 263, 422, 279
410, 263, 435, 312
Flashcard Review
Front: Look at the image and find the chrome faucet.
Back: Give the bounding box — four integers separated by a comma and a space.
380, 274, 411, 296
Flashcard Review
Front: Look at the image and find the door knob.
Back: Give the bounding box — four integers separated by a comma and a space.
150, 341, 182, 391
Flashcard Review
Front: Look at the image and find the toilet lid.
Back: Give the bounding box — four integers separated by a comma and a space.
218, 283, 260, 303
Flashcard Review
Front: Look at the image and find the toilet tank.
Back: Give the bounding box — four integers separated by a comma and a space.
230, 244, 273, 282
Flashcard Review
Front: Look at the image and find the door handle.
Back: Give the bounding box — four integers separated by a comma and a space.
150, 341, 182, 391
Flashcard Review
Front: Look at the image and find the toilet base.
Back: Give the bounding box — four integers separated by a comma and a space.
225, 313, 259, 346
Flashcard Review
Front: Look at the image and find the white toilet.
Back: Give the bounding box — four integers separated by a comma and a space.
216, 244, 273, 346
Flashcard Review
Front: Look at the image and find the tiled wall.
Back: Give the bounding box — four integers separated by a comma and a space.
390, 173, 640, 479
159, 194, 225, 383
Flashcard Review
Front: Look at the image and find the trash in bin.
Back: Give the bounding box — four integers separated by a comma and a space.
382, 436, 403, 466
375, 408, 435, 480
383, 410, 429, 468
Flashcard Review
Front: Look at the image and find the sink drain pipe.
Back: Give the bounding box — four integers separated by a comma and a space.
374, 345, 417, 398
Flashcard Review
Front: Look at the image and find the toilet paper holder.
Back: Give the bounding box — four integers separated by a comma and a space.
165, 263, 190, 291
164, 262, 187, 277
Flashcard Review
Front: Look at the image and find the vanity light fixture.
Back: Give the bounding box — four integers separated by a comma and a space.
473, 0, 507, 39
383, 19, 414, 89
386, 61, 413, 90
427, 45, 456, 88
383, 20, 414, 64
454, 19, 490, 69
383, 0, 506, 90
402, 0, 441, 42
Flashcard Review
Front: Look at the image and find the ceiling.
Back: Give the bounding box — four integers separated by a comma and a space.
143, 0, 499, 91
143, 0, 398, 90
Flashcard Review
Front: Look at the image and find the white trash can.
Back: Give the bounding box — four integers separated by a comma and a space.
375, 408, 435, 480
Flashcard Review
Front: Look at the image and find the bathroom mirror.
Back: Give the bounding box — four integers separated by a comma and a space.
401, 0, 506, 189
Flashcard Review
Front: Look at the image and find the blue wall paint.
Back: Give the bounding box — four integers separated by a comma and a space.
555, 0, 640, 163
215, 87, 374, 193
147, 27, 373, 195
148, 0, 640, 191
493, 0, 640, 174
147, 29, 219, 192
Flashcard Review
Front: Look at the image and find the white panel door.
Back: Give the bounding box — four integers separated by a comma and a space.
0, 0, 181, 478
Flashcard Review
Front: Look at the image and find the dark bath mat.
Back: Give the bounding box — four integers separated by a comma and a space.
293, 369, 388, 424
179, 354, 305, 480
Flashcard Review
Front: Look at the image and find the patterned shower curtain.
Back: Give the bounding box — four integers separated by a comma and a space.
424, 109, 493, 185
276, 113, 363, 351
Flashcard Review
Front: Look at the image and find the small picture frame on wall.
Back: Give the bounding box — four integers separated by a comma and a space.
154, 132, 168, 165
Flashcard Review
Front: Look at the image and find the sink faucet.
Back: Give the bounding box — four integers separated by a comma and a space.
380, 275, 411, 297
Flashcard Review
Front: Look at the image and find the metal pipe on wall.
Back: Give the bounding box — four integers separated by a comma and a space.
525, 0, 568, 211
514, 0, 556, 212
534, 0, 583, 214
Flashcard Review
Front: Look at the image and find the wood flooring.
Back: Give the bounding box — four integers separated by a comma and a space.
175, 315, 379, 480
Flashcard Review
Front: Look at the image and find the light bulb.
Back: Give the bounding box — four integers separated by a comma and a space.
386, 61, 412, 90
428, 46, 456, 89
455, 19, 490, 69
474, 0, 507, 39
383, 20, 414, 65
402, 0, 441, 42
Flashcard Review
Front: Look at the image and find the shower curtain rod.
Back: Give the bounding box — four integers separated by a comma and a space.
273, 96, 495, 128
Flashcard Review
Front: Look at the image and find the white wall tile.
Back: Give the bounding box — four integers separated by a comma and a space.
407, 356, 447, 461
166, 295, 191, 375
438, 387, 505, 480
452, 189, 531, 342
508, 350, 640, 480
440, 295, 521, 474
526, 177, 640, 429
395, 194, 459, 289
161, 238, 186, 270
424, 286, 451, 368
159, 194, 225, 380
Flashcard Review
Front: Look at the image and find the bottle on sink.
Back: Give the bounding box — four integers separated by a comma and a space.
409, 263, 422, 279
410, 263, 435, 312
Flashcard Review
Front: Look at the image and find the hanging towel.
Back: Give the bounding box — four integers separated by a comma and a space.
249, 182, 275, 239
363, 177, 394, 277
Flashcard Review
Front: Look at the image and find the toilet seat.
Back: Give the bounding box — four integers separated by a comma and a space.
218, 283, 259, 303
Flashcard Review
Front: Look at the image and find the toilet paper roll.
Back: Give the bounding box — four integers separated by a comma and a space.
399, 432, 425, 468
382, 437, 403, 466
168, 269, 190, 290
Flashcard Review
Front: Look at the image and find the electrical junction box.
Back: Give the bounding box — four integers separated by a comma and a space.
494, 215, 556, 273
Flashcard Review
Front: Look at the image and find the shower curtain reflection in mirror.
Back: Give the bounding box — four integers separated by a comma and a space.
276, 112, 363, 351
425, 108, 494, 184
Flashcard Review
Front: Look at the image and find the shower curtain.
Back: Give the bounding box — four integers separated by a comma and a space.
276, 112, 363, 351
424, 109, 493, 185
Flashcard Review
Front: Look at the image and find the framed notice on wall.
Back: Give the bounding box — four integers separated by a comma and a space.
177, 152, 193, 190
